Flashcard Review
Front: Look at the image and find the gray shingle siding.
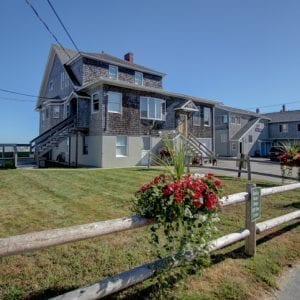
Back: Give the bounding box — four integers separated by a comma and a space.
268, 121, 300, 139
82, 57, 163, 88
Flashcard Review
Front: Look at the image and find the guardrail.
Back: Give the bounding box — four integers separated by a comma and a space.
1, 182, 299, 300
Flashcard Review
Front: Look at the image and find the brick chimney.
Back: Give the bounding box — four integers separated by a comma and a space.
124, 52, 134, 63
256, 108, 260, 114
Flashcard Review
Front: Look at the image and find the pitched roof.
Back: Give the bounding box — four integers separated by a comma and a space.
53, 44, 165, 77
263, 110, 300, 123
216, 104, 269, 119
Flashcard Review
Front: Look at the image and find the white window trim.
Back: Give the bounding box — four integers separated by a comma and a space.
91, 93, 100, 114
116, 136, 128, 157
203, 107, 211, 127
107, 91, 122, 114
135, 71, 144, 85
109, 65, 118, 80
140, 96, 166, 121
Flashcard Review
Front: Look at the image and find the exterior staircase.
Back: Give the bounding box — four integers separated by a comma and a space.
175, 133, 216, 165
30, 116, 77, 160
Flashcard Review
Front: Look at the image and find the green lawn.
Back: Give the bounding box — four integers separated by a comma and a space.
0, 168, 299, 299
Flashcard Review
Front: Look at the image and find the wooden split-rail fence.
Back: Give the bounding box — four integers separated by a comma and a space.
0, 182, 300, 300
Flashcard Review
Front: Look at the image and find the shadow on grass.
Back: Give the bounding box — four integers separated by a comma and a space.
282, 202, 300, 209
25, 222, 299, 300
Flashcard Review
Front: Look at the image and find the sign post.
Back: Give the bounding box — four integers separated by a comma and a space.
245, 183, 261, 256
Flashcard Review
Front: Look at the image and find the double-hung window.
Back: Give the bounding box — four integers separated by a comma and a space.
116, 136, 127, 157
203, 107, 211, 127
193, 107, 201, 126
92, 93, 100, 113
135, 72, 143, 85
279, 123, 288, 133
108, 91, 122, 113
109, 65, 118, 80
140, 97, 165, 120
61, 71, 69, 89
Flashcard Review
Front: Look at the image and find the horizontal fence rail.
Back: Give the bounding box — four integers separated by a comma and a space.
1, 182, 300, 258
51, 229, 251, 300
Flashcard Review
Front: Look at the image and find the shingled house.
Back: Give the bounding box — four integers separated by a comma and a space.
215, 105, 270, 157
31, 45, 219, 167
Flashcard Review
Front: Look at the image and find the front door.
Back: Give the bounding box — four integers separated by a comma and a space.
141, 136, 151, 166
178, 114, 187, 136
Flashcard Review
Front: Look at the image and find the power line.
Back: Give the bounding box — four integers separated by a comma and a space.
0, 88, 55, 101
0, 96, 35, 103
46, 0, 80, 52
25, 0, 72, 60
245, 100, 300, 110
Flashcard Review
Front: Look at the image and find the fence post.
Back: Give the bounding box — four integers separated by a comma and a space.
238, 153, 245, 178
245, 182, 256, 256
14, 146, 18, 168
247, 156, 251, 181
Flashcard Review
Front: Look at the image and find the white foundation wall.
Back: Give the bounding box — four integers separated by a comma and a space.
102, 135, 161, 168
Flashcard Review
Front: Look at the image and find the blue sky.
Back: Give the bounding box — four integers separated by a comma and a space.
1, 0, 300, 143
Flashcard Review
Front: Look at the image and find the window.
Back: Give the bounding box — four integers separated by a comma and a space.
61, 72, 66, 89
92, 93, 100, 113
116, 136, 127, 157
223, 115, 228, 123
109, 65, 118, 80
53, 106, 60, 118
236, 117, 241, 124
42, 110, 45, 121
48, 80, 53, 92
82, 136, 88, 155
248, 135, 253, 143
193, 108, 201, 126
140, 97, 166, 120
298, 124, 300, 131
135, 72, 143, 85
279, 123, 288, 133
203, 107, 211, 127
108, 92, 122, 113
230, 116, 236, 124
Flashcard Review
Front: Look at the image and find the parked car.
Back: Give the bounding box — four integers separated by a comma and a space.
269, 146, 285, 161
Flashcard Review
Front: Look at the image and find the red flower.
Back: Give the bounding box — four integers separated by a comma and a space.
214, 179, 222, 187
205, 193, 219, 209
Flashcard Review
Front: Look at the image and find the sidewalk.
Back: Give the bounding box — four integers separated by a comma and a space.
275, 264, 300, 300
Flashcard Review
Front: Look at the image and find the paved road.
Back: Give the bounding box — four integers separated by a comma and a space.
276, 265, 300, 300
192, 158, 299, 183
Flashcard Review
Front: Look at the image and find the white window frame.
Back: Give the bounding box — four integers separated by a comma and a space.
193, 107, 201, 126
140, 96, 166, 121
91, 93, 100, 113
116, 136, 128, 157
52, 106, 60, 118
203, 107, 211, 127
231, 142, 237, 151
109, 65, 118, 80
135, 71, 143, 85
107, 91, 122, 114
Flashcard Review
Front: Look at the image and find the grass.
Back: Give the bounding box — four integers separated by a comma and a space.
0, 167, 299, 299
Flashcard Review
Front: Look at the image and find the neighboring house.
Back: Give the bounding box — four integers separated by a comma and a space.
31, 45, 219, 168
263, 106, 300, 152
215, 105, 270, 157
